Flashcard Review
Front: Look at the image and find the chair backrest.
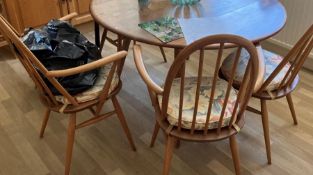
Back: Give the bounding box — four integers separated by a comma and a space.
258, 24, 313, 93
161, 35, 259, 135
0, 15, 118, 107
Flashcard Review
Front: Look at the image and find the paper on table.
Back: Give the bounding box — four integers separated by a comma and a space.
178, 17, 259, 45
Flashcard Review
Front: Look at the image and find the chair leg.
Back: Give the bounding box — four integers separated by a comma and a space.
175, 140, 181, 149
112, 96, 137, 151
229, 135, 241, 175
260, 99, 272, 164
163, 136, 176, 175
64, 113, 76, 175
286, 94, 298, 125
99, 29, 108, 52
150, 122, 160, 147
39, 108, 51, 138
159, 46, 167, 62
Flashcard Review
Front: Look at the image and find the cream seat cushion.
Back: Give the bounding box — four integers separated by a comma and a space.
158, 77, 238, 130
55, 63, 119, 104
221, 49, 291, 91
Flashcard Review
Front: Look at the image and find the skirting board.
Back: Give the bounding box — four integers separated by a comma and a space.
262, 38, 313, 71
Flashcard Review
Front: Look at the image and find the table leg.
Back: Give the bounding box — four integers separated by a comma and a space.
94, 21, 100, 47
116, 35, 131, 76
174, 48, 189, 60
174, 48, 185, 78
99, 29, 108, 52
174, 48, 181, 58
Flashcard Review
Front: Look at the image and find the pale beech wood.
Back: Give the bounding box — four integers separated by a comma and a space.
1, 22, 313, 174
0, 15, 136, 175
204, 44, 224, 133
65, 113, 76, 175
91, 0, 286, 49
46, 51, 127, 78
39, 108, 51, 138
261, 99, 272, 164
68, 0, 93, 25
159, 46, 167, 62
150, 122, 160, 147
59, 12, 78, 22
257, 25, 313, 93
163, 136, 176, 175
133, 45, 164, 94
112, 96, 137, 151
286, 94, 298, 125
230, 135, 241, 175
220, 24, 313, 165
99, 29, 108, 52
254, 45, 266, 92
135, 34, 259, 175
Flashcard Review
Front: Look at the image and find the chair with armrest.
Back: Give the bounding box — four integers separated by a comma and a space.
219, 24, 313, 164
0, 14, 136, 175
133, 34, 260, 175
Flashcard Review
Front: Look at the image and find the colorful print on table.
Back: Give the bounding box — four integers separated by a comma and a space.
138, 17, 184, 43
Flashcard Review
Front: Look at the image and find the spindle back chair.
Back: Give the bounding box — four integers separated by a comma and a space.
253, 24, 313, 164
220, 24, 313, 165
257, 24, 313, 95
134, 34, 260, 175
0, 14, 136, 175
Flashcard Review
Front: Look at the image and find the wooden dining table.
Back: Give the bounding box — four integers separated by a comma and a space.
90, 0, 287, 55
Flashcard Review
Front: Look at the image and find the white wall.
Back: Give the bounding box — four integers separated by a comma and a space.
269, 0, 313, 70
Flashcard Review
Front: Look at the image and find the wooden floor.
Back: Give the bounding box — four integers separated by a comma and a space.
0, 23, 313, 175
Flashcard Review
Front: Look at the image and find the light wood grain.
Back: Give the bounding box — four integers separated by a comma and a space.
0, 22, 313, 175
91, 0, 286, 48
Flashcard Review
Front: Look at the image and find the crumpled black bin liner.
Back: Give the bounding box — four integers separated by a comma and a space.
23, 19, 101, 95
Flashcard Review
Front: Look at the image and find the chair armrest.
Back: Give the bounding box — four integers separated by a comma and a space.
59, 12, 78, 21
133, 45, 163, 94
46, 51, 127, 78
254, 45, 265, 93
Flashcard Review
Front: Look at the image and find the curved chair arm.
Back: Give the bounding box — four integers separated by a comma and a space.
59, 13, 78, 21
133, 45, 163, 94
46, 51, 127, 78
254, 45, 266, 93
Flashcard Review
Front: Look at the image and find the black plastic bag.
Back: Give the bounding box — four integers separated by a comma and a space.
23, 19, 101, 95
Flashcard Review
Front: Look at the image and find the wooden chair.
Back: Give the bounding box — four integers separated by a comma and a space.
134, 34, 260, 175
0, 14, 136, 175
220, 24, 313, 164
100, 29, 168, 62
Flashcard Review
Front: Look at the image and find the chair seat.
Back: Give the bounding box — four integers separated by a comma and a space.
55, 63, 119, 104
158, 77, 238, 130
220, 49, 291, 91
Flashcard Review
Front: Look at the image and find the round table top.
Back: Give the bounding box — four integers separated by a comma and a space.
90, 0, 286, 49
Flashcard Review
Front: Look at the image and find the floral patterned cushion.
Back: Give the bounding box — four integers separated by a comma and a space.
158, 77, 238, 130
55, 63, 119, 104
220, 49, 291, 91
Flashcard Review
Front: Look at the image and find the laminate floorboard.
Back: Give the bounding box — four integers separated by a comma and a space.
0, 22, 312, 174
